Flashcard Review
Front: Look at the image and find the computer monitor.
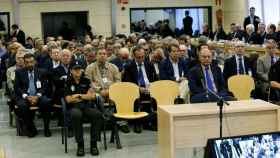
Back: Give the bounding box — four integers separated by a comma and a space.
204, 132, 280, 158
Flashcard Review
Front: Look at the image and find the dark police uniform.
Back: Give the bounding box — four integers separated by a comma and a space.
64, 75, 104, 144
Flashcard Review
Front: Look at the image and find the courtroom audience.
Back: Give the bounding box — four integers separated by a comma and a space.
3, 13, 280, 157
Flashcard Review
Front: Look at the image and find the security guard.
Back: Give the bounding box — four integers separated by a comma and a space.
65, 62, 104, 157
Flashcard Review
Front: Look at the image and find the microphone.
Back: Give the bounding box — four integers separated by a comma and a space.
200, 77, 229, 106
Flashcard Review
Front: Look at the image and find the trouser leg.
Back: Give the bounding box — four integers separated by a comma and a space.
70, 108, 84, 143
84, 108, 103, 142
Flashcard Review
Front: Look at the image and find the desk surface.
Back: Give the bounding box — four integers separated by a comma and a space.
159, 99, 279, 117
158, 99, 280, 158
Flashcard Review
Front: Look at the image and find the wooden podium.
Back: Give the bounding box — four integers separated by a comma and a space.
158, 100, 280, 158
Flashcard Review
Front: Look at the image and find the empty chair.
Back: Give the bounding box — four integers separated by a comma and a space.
149, 80, 180, 106
228, 75, 255, 100
109, 82, 148, 148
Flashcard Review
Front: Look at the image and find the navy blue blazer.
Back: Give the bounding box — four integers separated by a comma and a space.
122, 60, 158, 85
223, 56, 254, 82
14, 68, 49, 100
188, 64, 227, 96
159, 58, 189, 81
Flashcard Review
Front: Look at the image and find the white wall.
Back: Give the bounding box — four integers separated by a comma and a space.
0, 0, 13, 24
115, 0, 219, 35
19, 0, 112, 38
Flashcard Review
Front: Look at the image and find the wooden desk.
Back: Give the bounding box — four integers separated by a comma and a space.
158, 100, 280, 158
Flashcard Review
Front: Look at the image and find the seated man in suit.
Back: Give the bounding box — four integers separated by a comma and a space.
65, 62, 104, 156
244, 24, 258, 44
269, 59, 280, 102
256, 23, 267, 45
14, 53, 52, 137
160, 43, 189, 100
223, 41, 254, 83
110, 47, 132, 74
256, 40, 278, 99
188, 48, 234, 103
123, 45, 158, 132
51, 49, 73, 105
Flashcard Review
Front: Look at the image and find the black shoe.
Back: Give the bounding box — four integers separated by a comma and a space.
133, 125, 142, 134
120, 125, 130, 133
27, 126, 38, 138
90, 141, 99, 156
44, 128, 52, 137
76, 142, 85, 157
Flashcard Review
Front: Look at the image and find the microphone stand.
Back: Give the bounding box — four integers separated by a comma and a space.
201, 79, 230, 138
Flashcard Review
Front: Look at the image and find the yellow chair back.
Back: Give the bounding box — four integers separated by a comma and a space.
228, 75, 255, 100
0, 147, 5, 158
109, 82, 139, 114
149, 80, 179, 106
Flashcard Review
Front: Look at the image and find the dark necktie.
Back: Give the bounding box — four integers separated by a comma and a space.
28, 72, 36, 96
137, 64, 145, 87
238, 56, 245, 74
205, 66, 215, 92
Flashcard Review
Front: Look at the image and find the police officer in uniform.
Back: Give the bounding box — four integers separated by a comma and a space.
65, 62, 104, 157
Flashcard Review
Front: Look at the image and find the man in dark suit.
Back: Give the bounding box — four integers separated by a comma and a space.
159, 43, 189, 81
123, 45, 158, 132
245, 24, 258, 44
243, 7, 260, 31
43, 47, 61, 70
11, 24, 26, 46
14, 53, 52, 138
188, 48, 234, 103
123, 45, 158, 86
256, 23, 267, 45
110, 47, 132, 73
51, 49, 72, 105
223, 42, 254, 83
269, 59, 280, 102
183, 10, 193, 36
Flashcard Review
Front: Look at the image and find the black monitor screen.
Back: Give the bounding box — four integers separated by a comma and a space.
204, 132, 280, 158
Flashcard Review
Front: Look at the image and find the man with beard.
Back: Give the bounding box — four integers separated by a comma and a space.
14, 53, 52, 137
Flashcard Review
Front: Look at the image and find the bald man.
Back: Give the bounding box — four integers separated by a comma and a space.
110, 47, 132, 73
188, 48, 235, 103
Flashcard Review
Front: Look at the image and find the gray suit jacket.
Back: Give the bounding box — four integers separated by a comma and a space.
257, 54, 278, 91
257, 54, 277, 82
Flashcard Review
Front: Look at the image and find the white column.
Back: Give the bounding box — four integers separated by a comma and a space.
11, 0, 20, 25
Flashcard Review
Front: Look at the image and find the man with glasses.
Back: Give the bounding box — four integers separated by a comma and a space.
188, 47, 234, 103
223, 41, 254, 83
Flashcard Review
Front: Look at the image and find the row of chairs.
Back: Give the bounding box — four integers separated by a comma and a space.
60, 80, 181, 153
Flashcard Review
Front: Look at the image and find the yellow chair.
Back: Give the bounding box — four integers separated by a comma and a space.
109, 82, 148, 148
109, 82, 148, 119
228, 75, 255, 100
0, 147, 5, 158
149, 80, 180, 106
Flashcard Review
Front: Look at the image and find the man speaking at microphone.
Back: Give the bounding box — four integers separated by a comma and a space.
188, 47, 235, 103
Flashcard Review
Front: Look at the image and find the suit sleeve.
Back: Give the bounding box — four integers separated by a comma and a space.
14, 70, 25, 99
159, 61, 175, 80
256, 58, 268, 81
223, 59, 230, 83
